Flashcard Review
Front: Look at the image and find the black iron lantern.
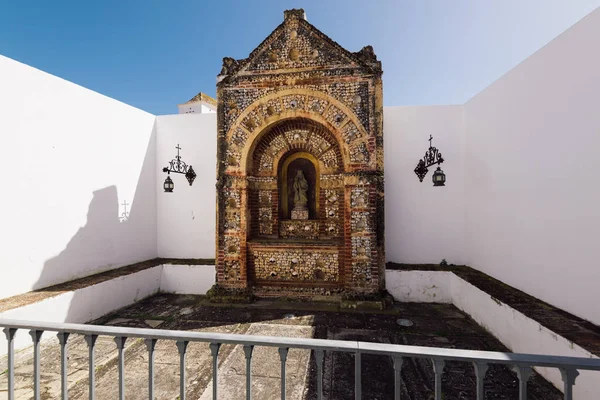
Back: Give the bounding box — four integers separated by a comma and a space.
162, 144, 196, 192
164, 175, 174, 193
432, 166, 446, 186
414, 135, 446, 187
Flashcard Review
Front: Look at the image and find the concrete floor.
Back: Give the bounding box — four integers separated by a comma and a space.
0, 294, 562, 399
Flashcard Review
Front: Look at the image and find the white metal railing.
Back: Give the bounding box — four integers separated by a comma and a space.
2, 318, 600, 400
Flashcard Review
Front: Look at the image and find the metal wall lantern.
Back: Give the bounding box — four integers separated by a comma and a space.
414, 135, 446, 186
432, 166, 446, 186
163, 175, 174, 193
162, 144, 196, 193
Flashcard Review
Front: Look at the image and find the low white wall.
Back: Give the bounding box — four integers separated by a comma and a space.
383, 106, 467, 265
450, 274, 597, 399
0, 266, 162, 357
156, 114, 217, 259
0, 55, 158, 300
385, 269, 599, 399
0, 263, 216, 356
160, 264, 216, 294
385, 270, 452, 303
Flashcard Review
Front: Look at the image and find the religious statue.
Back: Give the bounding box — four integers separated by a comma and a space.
293, 170, 308, 210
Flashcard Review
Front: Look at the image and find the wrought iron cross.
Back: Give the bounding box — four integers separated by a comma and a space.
162, 144, 197, 187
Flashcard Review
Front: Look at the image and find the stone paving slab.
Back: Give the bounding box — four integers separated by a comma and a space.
199, 323, 314, 400
69, 323, 246, 400
0, 333, 141, 400
0, 293, 564, 400
0, 317, 173, 400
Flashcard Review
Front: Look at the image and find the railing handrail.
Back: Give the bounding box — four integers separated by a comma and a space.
2, 318, 600, 371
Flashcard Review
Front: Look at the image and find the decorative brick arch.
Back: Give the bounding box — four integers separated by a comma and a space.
224, 89, 373, 175
249, 118, 344, 177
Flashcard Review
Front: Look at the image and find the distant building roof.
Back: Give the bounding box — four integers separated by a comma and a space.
178, 92, 217, 108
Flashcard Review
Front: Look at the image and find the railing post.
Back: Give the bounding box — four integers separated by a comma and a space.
392, 356, 403, 400
355, 351, 362, 400
243, 345, 254, 400
511, 365, 533, 400
29, 330, 44, 400
176, 340, 189, 400
3, 328, 16, 400
114, 337, 127, 400
57, 332, 70, 400
209, 343, 221, 400
473, 361, 488, 400
315, 349, 324, 400
432, 359, 445, 400
278, 347, 288, 400
560, 368, 579, 400
84, 334, 98, 400
144, 339, 157, 400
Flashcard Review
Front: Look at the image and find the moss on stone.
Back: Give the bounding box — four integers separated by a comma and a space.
205, 284, 255, 304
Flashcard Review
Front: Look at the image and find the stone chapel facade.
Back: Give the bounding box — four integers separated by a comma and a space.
215, 9, 384, 294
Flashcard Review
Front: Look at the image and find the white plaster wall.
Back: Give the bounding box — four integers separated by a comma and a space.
0, 55, 158, 299
201, 104, 216, 113
177, 103, 216, 114
156, 113, 217, 259
385, 270, 452, 303
464, 9, 600, 325
384, 106, 466, 265
160, 264, 216, 294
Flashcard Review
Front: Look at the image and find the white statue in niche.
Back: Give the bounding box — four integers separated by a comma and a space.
293, 170, 308, 210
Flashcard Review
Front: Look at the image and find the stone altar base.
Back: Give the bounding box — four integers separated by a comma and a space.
291, 208, 309, 220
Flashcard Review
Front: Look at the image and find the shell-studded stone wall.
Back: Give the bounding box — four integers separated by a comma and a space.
221, 84, 370, 143
215, 9, 384, 293
250, 246, 339, 283
252, 119, 343, 176
221, 88, 376, 175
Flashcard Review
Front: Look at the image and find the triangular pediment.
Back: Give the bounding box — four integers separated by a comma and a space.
220, 12, 380, 78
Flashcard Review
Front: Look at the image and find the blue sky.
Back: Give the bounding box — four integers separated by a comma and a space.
1, 1, 598, 115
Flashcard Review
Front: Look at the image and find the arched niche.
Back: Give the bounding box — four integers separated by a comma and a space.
278, 151, 320, 220
245, 118, 344, 240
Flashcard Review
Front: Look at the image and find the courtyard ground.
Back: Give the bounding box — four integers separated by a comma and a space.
0, 294, 562, 399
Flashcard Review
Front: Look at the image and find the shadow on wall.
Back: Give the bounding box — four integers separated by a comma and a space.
40, 185, 122, 282
31, 126, 158, 323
